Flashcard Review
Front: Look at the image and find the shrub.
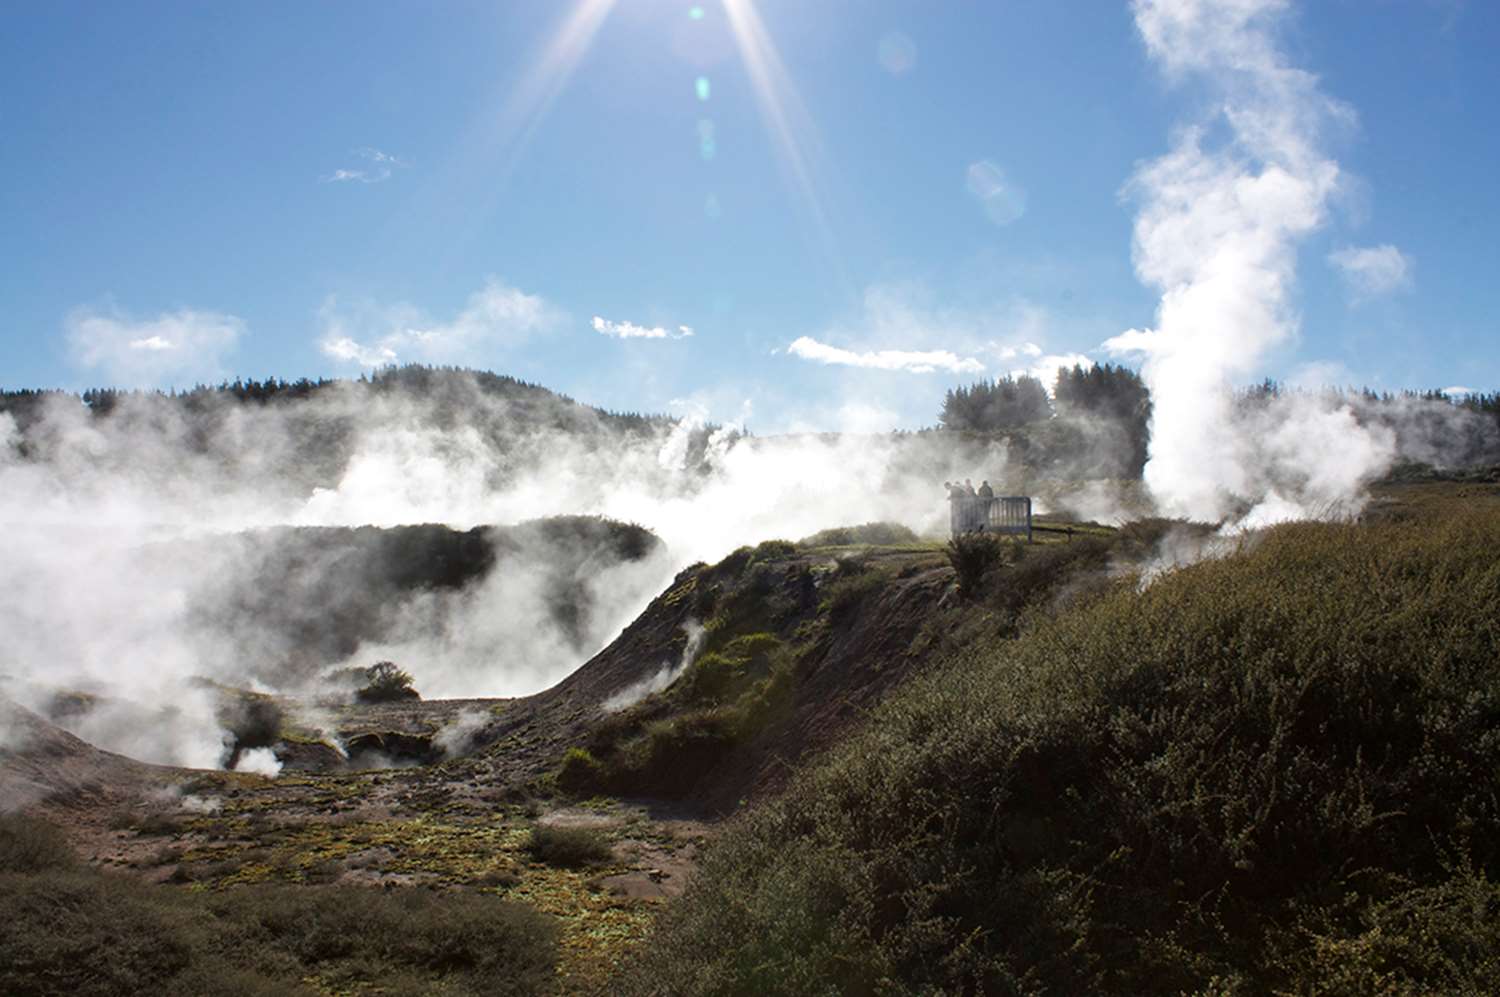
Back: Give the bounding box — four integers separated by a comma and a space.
1269, 863, 1500, 993
0, 869, 199, 996
989, 534, 1112, 623
751, 539, 797, 561
715, 546, 755, 578
355, 661, 420, 703
0, 815, 75, 873
564, 633, 794, 799
821, 568, 888, 624
945, 531, 1002, 598
676, 633, 782, 705
208, 882, 557, 994
677, 651, 741, 704
1111, 516, 1216, 561
525, 824, 614, 869
0, 866, 559, 996
555, 746, 606, 795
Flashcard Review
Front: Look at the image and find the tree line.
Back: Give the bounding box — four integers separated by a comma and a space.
940, 366, 1500, 478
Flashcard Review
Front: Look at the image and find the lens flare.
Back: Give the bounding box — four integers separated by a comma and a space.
877, 31, 917, 76
695, 75, 711, 101
966, 160, 1027, 226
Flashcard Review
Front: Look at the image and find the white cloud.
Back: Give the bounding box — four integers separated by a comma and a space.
322, 336, 398, 367
66, 305, 244, 387
995, 341, 1045, 361
789, 284, 1098, 380
1328, 244, 1413, 300
592, 316, 695, 340
1443, 386, 1475, 397
323, 147, 408, 184
989, 339, 1092, 387
318, 278, 562, 367
1009, 352, 1094, 392
787, 336, 984, 375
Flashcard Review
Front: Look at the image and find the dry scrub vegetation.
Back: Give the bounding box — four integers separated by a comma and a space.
0, 814, 558, 996
624, 506, 1500, 994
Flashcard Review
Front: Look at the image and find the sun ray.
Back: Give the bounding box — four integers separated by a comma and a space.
495, 0, 620, 172
721, 0, 841, 273
385, 0, 620, 269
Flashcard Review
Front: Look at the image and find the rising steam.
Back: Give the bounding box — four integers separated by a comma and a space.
1106, 0, 1397, 525
0, 378, 1016, 768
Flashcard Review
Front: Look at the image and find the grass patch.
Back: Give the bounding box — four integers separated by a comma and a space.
798, 522, 919, 547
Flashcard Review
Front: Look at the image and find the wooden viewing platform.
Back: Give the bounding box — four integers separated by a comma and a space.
949, 495, 1032, 541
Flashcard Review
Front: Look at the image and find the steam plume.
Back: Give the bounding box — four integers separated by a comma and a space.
1106, 0, 1395, 525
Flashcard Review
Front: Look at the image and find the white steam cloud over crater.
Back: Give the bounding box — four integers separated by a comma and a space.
0, 374, 1016, 769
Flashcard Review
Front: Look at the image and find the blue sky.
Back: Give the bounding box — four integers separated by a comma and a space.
2, 1, 1496, 431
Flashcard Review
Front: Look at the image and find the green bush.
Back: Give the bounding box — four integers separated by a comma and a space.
821, 568, 888, 624
677, 633, 783, 705
677, 651, 740, 703
989, 534, 1112, 624
714, 545, 755, 578
945, 530, 1002, 598
355, 661, 420, 703
624, 509, 1500, 994
525, 824, 614, 869
620, 709, 740, 796
555, 746, 606, 795
751, 539, 797, 561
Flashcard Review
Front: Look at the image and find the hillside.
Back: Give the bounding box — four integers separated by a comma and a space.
624, 486, 1500, 994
